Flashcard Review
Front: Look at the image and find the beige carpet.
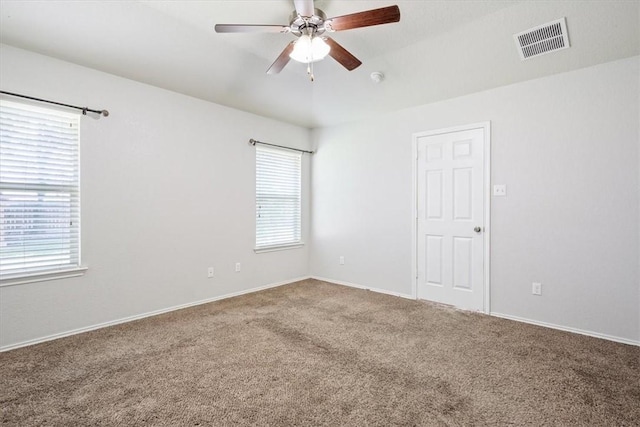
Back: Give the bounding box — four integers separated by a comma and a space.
1, 279, 639, 426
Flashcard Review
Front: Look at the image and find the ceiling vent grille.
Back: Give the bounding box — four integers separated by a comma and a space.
514, 18, 570, 60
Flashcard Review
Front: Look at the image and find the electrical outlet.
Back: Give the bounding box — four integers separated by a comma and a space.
532, 282, 542, 296
235, 262, 241, 272
493, 184, 507, 196
207, 267, 214, 278
339, 256, 345, 265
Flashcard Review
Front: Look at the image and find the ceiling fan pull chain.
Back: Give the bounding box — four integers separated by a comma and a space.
307, 63, 314, 82
304, 36, 312, 82
308, 54, 315, 82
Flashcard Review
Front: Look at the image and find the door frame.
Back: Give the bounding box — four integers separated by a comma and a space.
411, 122, 492, 313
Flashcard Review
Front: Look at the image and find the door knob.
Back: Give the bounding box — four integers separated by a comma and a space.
474, 226, 482, 233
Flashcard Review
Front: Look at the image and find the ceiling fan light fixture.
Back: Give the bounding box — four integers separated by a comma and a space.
289, 35, 330, 63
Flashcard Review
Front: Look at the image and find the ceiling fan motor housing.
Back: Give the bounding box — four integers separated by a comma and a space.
289, 9, 328, 37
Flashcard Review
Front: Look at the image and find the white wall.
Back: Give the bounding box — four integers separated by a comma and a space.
2, 44, 638, 349
0, 44, 312, 350
310, 56, 640, 343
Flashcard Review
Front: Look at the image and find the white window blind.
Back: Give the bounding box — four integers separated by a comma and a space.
0, 100, 81, 279
256, 145, 301, 249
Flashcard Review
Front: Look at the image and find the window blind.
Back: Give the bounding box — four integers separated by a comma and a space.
256, 145, 301, 249
0, 100, 80, 279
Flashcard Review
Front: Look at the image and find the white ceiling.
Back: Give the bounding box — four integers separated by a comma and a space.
1, 0, 638, 128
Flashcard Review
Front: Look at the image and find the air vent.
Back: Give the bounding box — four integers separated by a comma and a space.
514, 18, 570, 60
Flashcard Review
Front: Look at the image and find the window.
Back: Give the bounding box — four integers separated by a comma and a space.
255, 145, 302, 250
0, 100, 81, 281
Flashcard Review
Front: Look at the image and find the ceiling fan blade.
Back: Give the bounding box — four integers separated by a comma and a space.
214, 24, 289, 33
267, 42, 296, 74
293, 0, 315, 17
326, 5, 400, 32
325, 37, 362, 71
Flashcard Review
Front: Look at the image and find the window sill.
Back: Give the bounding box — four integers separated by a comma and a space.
0, 266, 88, 287
254, 243, 304, 254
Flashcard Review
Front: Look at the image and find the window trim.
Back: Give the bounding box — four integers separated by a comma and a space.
254, 242, 304, 254
0, 266, 87, 287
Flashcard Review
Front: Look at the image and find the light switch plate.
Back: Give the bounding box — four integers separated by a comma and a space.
493, 184, 507, 196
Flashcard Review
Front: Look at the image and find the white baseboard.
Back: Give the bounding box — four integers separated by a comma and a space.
491, 312, 639, 347
311, 276, 639, 347
0, 275, 311, 352
5, 276, 636, 351
311, 276, 414, 300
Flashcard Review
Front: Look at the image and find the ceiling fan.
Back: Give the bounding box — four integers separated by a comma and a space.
214, 0, 400, 80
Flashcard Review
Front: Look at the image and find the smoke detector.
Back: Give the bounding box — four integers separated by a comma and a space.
514, 18, 570, 60
370, 72, 385, 83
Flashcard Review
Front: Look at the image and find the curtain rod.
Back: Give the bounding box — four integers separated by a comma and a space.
249, 138, 314, 154
0, 90, 109, 117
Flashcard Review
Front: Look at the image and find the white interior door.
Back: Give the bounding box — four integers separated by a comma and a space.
416, 127, 485, 311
